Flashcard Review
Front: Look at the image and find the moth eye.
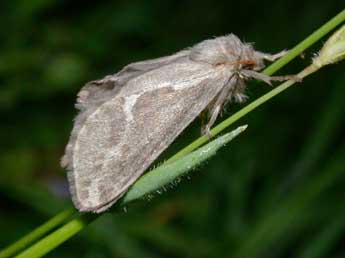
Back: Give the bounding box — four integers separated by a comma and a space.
242, 64, 254, 70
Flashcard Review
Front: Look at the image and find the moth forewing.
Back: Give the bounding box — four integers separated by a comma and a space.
66, 61, 230, 212
62, 34, 286, 213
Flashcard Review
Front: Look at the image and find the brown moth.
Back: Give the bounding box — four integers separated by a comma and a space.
61, 34, 288, 213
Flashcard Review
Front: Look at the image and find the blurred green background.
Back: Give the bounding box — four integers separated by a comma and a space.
1, 1, 344, 257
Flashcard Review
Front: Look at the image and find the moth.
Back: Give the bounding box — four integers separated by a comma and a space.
61, 34, 289, 213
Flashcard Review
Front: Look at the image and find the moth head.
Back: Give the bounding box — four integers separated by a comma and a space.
238, 44, 267, 71
190, 34, 266, 71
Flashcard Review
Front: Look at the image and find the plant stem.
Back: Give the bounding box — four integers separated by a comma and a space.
14, 214, 96, 258
0, 209, 75, 258
262, 9, 345, 75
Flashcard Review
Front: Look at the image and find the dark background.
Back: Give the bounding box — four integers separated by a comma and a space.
1, 1, 344, 257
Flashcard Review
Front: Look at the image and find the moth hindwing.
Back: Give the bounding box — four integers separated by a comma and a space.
61, 34, 286, 213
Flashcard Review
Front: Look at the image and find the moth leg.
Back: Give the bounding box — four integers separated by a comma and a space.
241, 70, 301, 86
269, 74, 302, 82
199, 109, 209, 135
202, 104, 222, 139
201, 77, 237, 138
258, 50, 288, 62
